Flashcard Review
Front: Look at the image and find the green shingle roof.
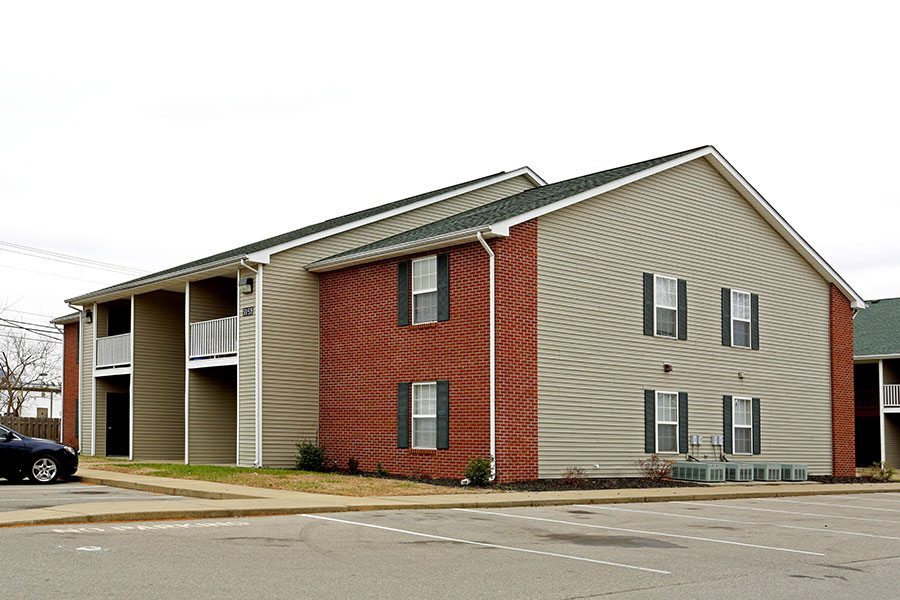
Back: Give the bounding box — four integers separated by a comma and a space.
310, 147, 707, 267
855, 298, 900, 357
66, 170, 510, 303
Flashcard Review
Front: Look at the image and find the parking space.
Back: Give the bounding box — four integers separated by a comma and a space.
0, 480, 182, 511
2, 495, 898, 599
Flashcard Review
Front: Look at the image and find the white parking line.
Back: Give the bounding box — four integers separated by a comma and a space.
299, 513, 670, 574
674, 501, 900, 525
575, 504, 900, 542
832, 495, 900, 505
759, 498, 900, 513
454, 508, 824, 556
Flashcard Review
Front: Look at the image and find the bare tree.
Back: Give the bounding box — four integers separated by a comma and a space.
0, 321, 61, 417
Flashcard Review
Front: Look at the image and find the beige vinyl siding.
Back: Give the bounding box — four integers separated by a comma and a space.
536, 157, 833, 477
188, 366, 237, 464
132, 291, 185, 461
238, 266, 256, 466
189, 277, 236, 323
261, 175, 536, 466
80, 309, 94, 454
885, 414, 900, 467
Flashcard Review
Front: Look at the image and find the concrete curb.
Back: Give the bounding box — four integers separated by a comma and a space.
73, 475, 262, 500
3, 480, 899, 528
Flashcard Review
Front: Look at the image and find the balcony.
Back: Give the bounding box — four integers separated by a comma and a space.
95, 333, 132, 370
189, 316, 238, 367
885, 385, 900, 410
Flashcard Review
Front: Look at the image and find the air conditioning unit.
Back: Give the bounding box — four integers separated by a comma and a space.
725, 463, 754, 482
752, 463, 782, 481
672, 461, 726, 483
781, 464, 808, 481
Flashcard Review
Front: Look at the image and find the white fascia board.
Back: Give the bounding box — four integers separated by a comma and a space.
306, 227, 502, 273
855, 353, 900, 362
247, 167, 544, 264
492, 146, 865, 309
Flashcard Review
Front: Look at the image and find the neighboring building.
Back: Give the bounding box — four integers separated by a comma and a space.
52, 312, 80, 447
853, 298, 900, 468
64, 147, 863, 480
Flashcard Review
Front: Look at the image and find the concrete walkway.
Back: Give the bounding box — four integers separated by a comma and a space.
2, 468, 899, 528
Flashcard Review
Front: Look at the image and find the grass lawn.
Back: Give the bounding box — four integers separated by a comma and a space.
84, 461, 493, 497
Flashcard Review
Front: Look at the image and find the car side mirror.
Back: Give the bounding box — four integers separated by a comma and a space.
2, 432, 13, 442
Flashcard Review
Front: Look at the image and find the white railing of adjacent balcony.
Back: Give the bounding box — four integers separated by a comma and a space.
884, 384, 900, 408
189, 316, 238, 360
95, 333, 132, 368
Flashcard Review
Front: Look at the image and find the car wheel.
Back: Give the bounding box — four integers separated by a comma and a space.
30, 456, 60, 484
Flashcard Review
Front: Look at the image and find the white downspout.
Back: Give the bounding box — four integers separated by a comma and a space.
476, 232, 497, 481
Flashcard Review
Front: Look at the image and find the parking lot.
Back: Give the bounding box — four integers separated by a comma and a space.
0, 480, 182, 512
3, 493, 900, 599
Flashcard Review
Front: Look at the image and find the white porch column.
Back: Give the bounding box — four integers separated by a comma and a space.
879, 359, 886, 464
184, 281, 190, 465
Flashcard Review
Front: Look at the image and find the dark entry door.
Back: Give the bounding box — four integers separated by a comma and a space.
106, 392, 129, 457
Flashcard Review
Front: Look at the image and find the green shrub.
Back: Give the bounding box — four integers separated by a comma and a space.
347, 457, 360, 475
465, 457, 493, 486
865, 461, 896, 482
295, 441, 326, 472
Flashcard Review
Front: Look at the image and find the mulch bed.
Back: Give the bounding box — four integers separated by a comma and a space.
808, 475, 881, 484
495, 477, 703, 492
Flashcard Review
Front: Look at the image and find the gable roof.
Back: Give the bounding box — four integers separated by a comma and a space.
66, 167, 544, 305
855, 298, 900, 357
51, 312, 80, 325
307, 146, 865, 309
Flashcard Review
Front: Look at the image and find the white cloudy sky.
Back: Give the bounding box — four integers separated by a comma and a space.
1, 1, 898, 330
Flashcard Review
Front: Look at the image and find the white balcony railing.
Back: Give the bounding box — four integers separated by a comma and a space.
190, 316, 238, 360
884, 384, 900, 408
95, 333, 132, 368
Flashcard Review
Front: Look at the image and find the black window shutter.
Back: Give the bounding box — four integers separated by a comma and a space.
678, 392, 689, 453
721, 288, 732, 346
722, 395, 733, 454
752, 397, 761, 455
437, 254, 450, 322
397, 262, 410, 326
642, 273, 654, 336
436, 380, 450, 449
644, 389, 655, 453
397, 383, 410, 448
751, 294, 760, 350
677, 279, 688, 340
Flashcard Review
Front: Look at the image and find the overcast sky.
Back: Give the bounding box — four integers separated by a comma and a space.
2, 1, 898, 329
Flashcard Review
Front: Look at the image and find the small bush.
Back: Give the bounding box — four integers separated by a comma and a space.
374, 462, 389, 477
865, 461, 896, 482
635, 454, 675, 481
347, 457, 360, 475
465, 457, 493, 486
562, 466, 587, 487
295, 441, 326, 472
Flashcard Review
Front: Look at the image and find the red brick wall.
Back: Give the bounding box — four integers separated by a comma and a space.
62, 321, 79, 448
830, 283, 856, 476
318, 223, 538, 482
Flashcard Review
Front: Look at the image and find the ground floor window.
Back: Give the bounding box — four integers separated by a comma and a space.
412, 382, 437, 449
655, 391, 679, 453
733, 396, 752, 454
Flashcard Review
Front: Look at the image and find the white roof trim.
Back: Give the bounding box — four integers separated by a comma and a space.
246, 166, 545, 264
855, 353, 900, 361
492, 147, 865, 308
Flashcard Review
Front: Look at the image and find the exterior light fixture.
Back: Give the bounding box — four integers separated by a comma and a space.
239, 277, 254, 294
84, 309, 93, 324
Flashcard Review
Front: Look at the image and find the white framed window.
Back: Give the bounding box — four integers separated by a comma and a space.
654, 275, 678, 338
733, 396, 752, 454
412, 256, 438, 324
655, 391, 679, 454
731, 290, 751, 348
411, 382, 437, 449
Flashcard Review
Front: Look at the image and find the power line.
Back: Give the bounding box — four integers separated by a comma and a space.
0, 319, 63, 342
0, 240, 148, 276
0, 318, 61, 333
0, 333, 61, 345
0, 262, 109, 285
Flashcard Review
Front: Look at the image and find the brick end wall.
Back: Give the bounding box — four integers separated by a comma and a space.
318, 222, 538, 482
62, 321, 79, 448
830, 283, 856, 476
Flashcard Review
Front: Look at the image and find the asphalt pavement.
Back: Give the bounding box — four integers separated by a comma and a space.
0, 480, 182, 511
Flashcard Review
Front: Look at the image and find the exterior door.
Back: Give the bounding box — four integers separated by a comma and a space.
106, 392, 129, 457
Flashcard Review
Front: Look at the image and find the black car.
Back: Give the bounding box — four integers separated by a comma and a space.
0, 425, 79, 484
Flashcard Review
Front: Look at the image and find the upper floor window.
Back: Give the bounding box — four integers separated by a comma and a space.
654, 275, 678, 338
731, 290, 751, 348
412, 256, 438, 324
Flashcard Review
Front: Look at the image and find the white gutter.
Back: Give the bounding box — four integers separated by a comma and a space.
476, 232, 497, 481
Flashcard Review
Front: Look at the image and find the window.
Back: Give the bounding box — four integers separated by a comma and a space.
412, 256, 438, 324
654, 275, 678, 338
733, 397, 752, 454
411, 382, 437, 449
731, 290, 751, 348
655, 391, 679, 453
